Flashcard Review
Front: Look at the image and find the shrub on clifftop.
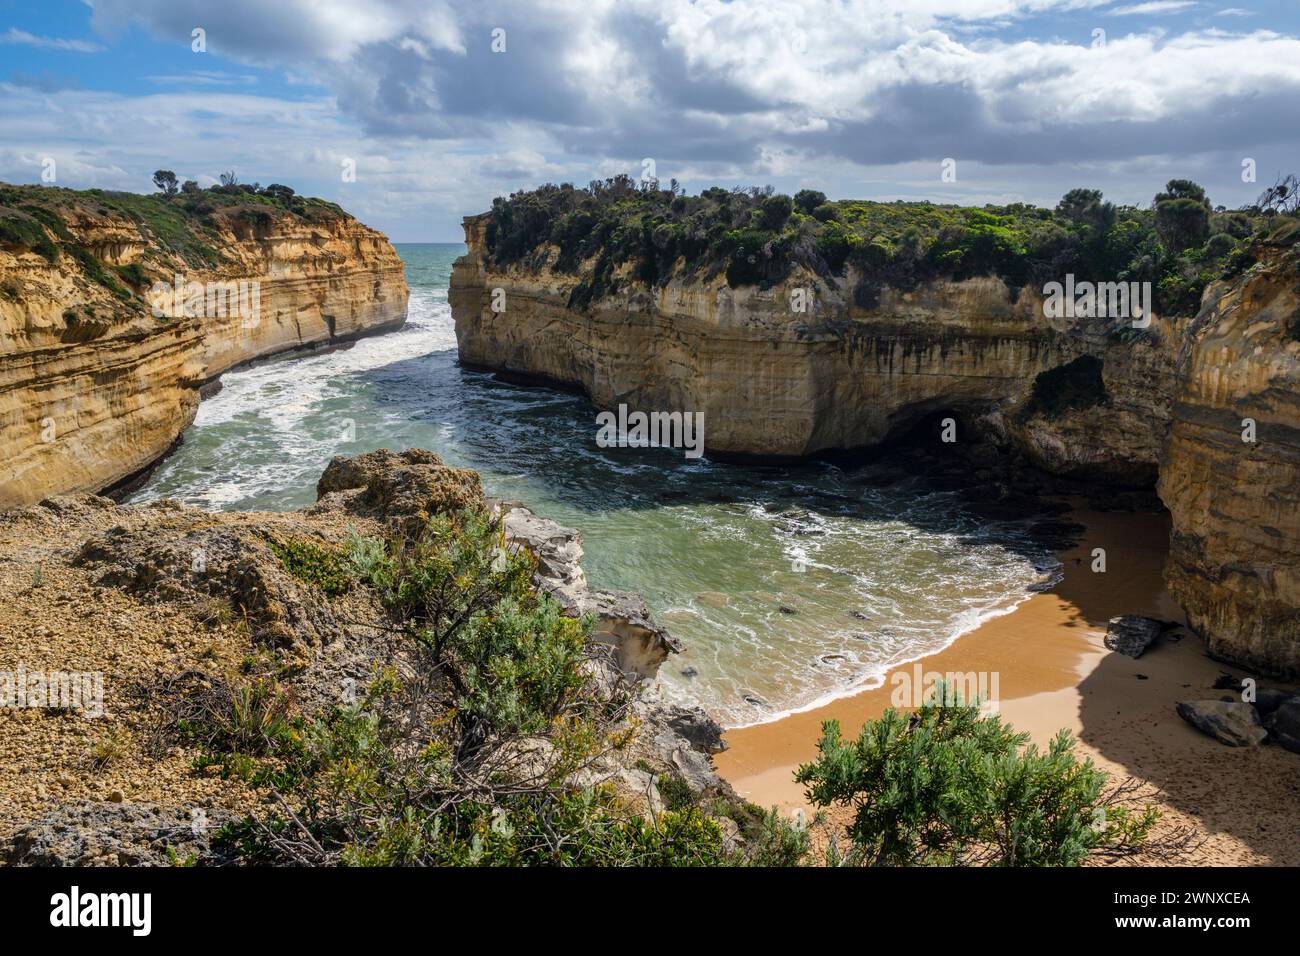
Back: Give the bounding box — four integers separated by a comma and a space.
480, 175, 1295, 316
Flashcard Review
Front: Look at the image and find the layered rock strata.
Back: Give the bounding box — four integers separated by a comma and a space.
0, 194, 408, 506
451, 214, 1300, 677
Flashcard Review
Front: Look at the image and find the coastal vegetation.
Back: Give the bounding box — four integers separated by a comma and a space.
0, 176, 352, 284
212, 509, 807, 865
177, 508, 1155, 867
796, 694, 1158, 866
481, 173, 1299, 316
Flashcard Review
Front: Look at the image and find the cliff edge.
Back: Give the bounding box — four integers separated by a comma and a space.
450, 188, 1300, 677
0, 183, 409, 507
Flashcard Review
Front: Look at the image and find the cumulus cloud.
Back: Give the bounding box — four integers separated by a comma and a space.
84, 0, 1300, 162
10, 0, 1297, 237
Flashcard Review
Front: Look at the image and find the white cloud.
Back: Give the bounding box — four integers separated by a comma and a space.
0, 28, 103, 53
1107, 1, 1198, 15
4, 0, 1294, 239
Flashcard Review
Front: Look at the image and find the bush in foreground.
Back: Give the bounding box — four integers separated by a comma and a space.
208, 509, 805, 866
796, 690, 1158, 866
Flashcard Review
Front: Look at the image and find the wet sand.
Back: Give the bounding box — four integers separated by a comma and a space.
714, 507, 1300, 865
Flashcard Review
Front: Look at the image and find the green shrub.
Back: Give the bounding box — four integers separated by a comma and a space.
795, 687, 1157, 866
0, 213, 59, 262
270, 537, 351, 596
656, 772, 696, 811
480, 175, 1293, 314
215, 510, 736, 866
794, 189, 828, 215
114, 262, 149, 288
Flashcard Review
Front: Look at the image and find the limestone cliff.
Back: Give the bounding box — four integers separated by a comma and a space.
452, 213, 1173, 478
451, 211, 1300, 677
1159, 241, 1300, 676
0, 185, 408, 507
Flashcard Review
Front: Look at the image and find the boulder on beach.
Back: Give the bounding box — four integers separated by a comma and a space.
1266, 697, 1300, 755
1254, 687, 1294, 719
1176, 700, 1268, 747
1103, 615, 1167, 658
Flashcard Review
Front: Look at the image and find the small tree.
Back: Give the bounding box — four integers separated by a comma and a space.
262, 183, 295, 203
152, 169, 179, 197
794, 189, 828, 215
795, 690, 1158, 866
1254, 173, 1299, 216
758, 193, 794, 231
1055, 187, 1115, 235
1154, 179, 1211, 251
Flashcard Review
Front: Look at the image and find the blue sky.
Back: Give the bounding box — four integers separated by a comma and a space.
3, 0, 1299, 241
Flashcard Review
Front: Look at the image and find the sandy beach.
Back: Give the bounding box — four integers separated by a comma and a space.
715, 506, 1300, 866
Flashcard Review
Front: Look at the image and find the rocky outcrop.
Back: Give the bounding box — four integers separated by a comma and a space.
1176, 700, 1269, 747
1159, 242, 1300, 677
451, 213, 1173, 480
2, 802, 234, 867
310, 447, 680, 676
316, 447, 485, 537
502, 505, 681, 677
0, 449, 731, 861
0, 187, 408, 507
451, 214, 1300, 677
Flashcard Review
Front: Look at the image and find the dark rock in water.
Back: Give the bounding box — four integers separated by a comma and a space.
818, 653, 848, 665
1176, 700, 1268, 747
851, 632, 871, 641
778, 605, 797, 615
849, 610, 869, 621
1104, 615, 1166, 658
2, 802, 233, 866
679, 666, 698, 679
1266, 697, 1300, 754
743, 694, 768, 708
1255, 687, 1293, 718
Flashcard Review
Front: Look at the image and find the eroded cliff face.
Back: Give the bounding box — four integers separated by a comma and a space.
1159, 243, 1300, 675
452, 213, 1174, 473
451, 213, 1299, 676
0, 195, 408, 506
